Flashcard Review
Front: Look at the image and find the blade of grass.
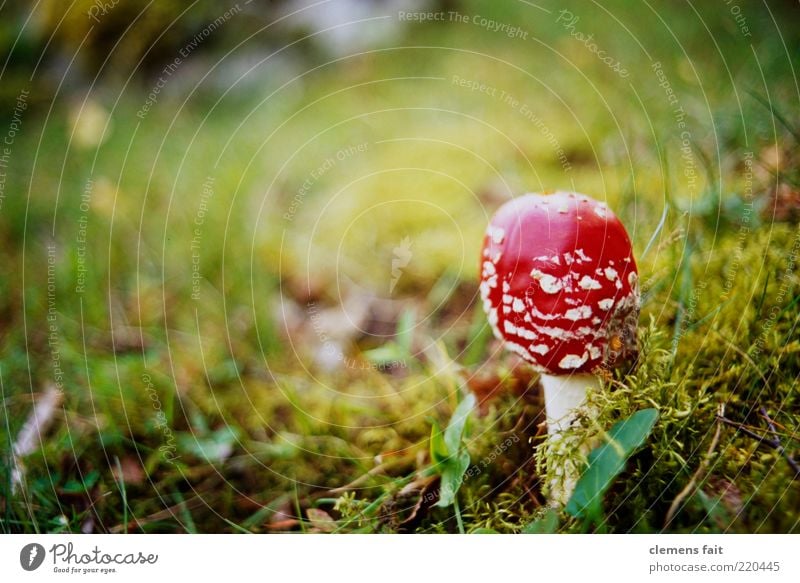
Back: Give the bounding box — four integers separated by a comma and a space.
113, 456, 128, 534
222, 517, 253, 534
749, 90, 800, 143
670, 242, 694, 362
453, 495, 465, 534
642, 202, 670, 259
173, 490, 197, 534
463, 303, 493, 367
755, 272, 771, 315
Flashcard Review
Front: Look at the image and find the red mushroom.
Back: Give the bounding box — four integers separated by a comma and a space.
479, 191, 639, 502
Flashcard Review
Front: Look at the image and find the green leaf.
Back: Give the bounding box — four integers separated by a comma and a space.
61, 470, 100, 495
395, 308, 416, 356
429, 420, 449, 465
437, 449, 470, 508
444, 392, 475, 455
471, 527, 500, 534
178, 426, 240, 463
363, 309, 415, 365
694, 490, 732, 529
522, 508, 560, 533
566, 408, 659, 518
363, 344, 403, 365
432, 392, 476, 508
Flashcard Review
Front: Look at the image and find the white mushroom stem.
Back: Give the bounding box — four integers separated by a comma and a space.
541, 373, 600, 436
540, 373, 602, 506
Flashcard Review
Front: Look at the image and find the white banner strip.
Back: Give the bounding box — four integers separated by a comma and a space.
1, 534, 797, 582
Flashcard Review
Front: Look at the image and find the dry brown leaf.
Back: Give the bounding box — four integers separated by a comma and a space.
111, 456, 145, 485
12, 384, 63, 492
306, 508, 337, 533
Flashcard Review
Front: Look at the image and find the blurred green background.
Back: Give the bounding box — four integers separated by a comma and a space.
1, 0, 799, 533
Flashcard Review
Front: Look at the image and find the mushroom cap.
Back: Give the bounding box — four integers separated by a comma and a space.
479, 191, 639, 375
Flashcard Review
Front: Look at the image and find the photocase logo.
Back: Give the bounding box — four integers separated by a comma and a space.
19, 543, 46, 571
390, 237, 413, 294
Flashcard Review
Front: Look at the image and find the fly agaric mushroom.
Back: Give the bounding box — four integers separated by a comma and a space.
479, 191, 639, 503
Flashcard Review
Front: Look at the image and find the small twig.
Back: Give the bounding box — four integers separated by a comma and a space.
325, 455, 411, 495
759, 408, 800, 477
717, 412, 800, 479
760, 407, 779, 434
109, 494, 206, 533
716, 416, 780, 447
759, 411, 790, 433
664, 404, 724, 528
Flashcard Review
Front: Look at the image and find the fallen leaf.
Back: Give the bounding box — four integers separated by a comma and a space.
111, 456, 145, 485
306, 508, 336, 533
12, 384, 63, 492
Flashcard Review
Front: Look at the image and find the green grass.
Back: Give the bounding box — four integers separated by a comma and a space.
1, 0, 799, 533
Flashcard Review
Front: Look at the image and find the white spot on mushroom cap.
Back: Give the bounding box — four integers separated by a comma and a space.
604, 267, 619, 281
486, 225, 505, 244
502, 280, 510, 293
516, 326, 538, 340
479, 281, 491, 300
575, 248, 591, 263
579, 275, 602, 290
530, 343, 550, 355
559, 352, 588, 369
598, 298, 614, 311
533, 254, 562, 266
502, 294, 513, 304
504, 319, 538, 340
565, 305, 592, 321
512, 298, 526, 313
534, 325, 571, 340
505, 341, 531, 360
531, 269, 563, 294
530, 305, 563, 320
588, 345, 601, 359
